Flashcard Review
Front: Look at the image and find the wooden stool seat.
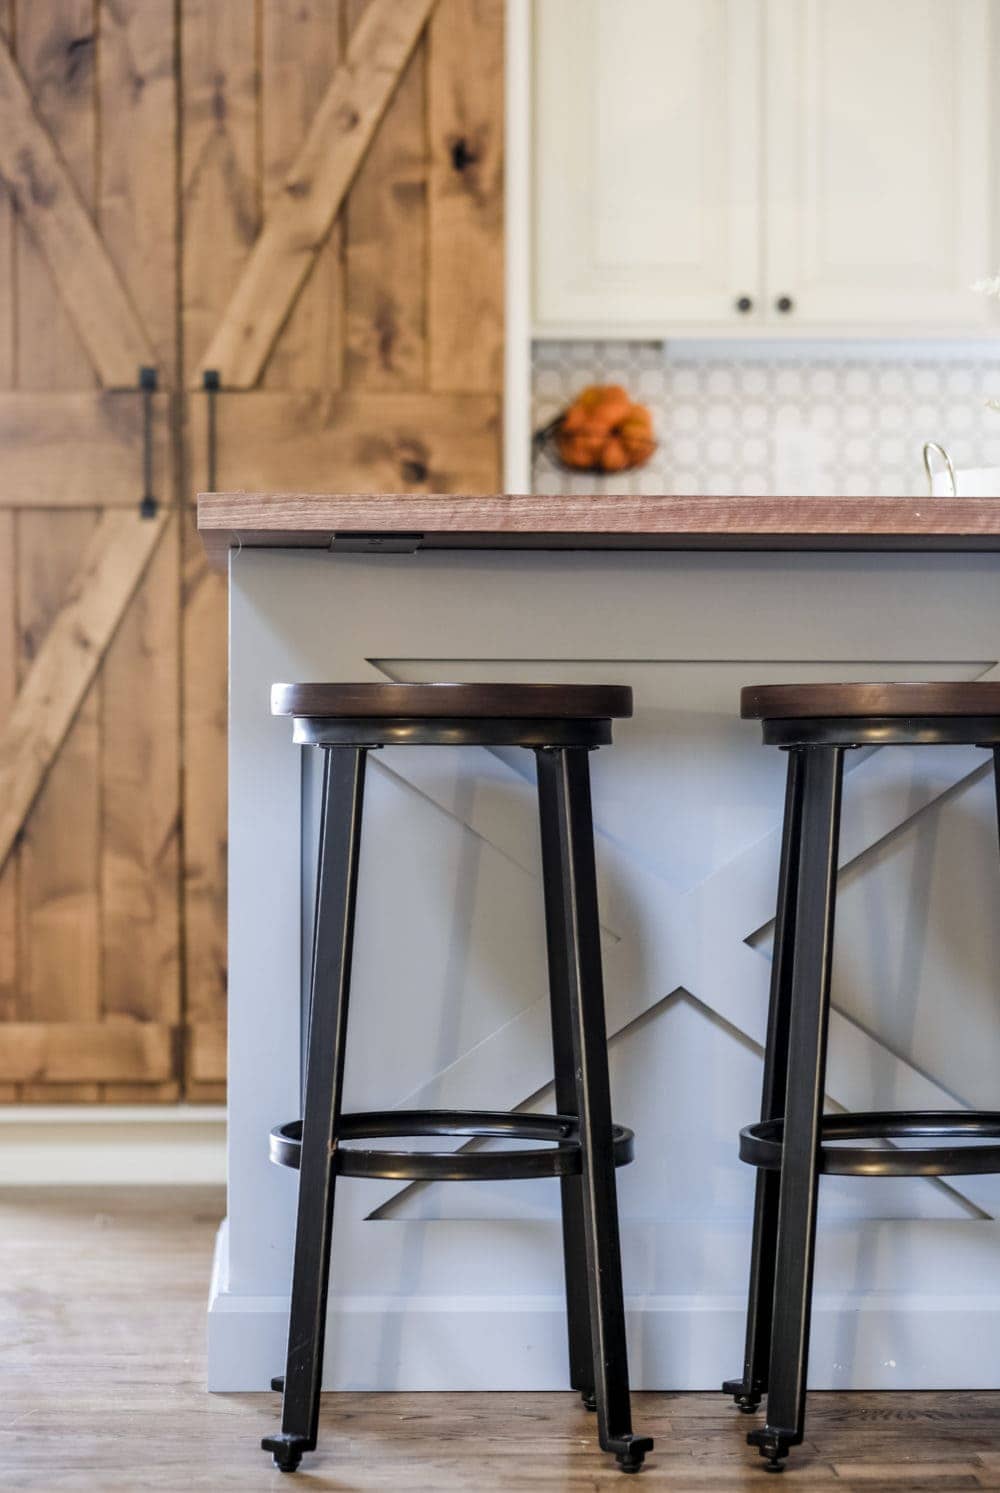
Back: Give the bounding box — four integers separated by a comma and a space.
272, 681, 633, 720
741, 680, 1000, 720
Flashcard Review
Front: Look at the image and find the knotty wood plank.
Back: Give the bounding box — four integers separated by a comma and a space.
0, 510, 167, 877
0, 1020, 175, 1083
101, 517, 181, 1102
190, 391, 499, 502
194, 0, 436, 388
427, 0, 503, 395
0, 0, 12, 390
344, 0, 428, 389
261, 0, 345, 391
0, 2, 15, 1102
98, 0, 177, 376
0, 391, 172, 506
14, 0, 97, 395
0, 511, 14, 1027
179, 507, 228, 1103
180, 0, 259, 383
180, 0, 259, 1098
197, 492, 1000, 566
98, 0, 181, 1102
188, 1020, 227, 1086
0, 28, 154, 388
13, 4, 104, 1103
16, 510, 102, 1102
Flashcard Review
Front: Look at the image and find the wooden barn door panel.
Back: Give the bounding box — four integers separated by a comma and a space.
0, 0, 503, 1100
180, 0, 504, 1101
0, 0, 180, 1101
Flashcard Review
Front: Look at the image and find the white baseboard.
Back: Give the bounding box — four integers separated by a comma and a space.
0, 1105, 226, 1185
207, 1219, 1000, 1393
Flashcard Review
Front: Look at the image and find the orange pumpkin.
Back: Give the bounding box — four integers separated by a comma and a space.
555, 385, 656, 472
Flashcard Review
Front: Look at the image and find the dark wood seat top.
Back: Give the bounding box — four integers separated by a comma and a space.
742, 682, 1000, 720
271, 682, 633, 720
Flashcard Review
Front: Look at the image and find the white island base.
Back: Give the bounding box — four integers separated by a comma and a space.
208, 545, 1000, 1391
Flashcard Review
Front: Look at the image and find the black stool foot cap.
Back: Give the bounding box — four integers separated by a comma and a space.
747, 1428, 793, 1473
722, 1377, 762, 1413
609, 1434, 653, 1473
580, 1390, 597, 1412
261, 1433, 312, 1473
270, 1376, 285, 1392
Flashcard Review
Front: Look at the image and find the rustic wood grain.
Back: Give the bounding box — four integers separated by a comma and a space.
16, 510, 102, 1103
0, 0, 12, 392
179, 506, 228, 1105
427, 0, 504, 397
0, 28, 155, 387
179, 0, 257, 1100
197, 492, 1000, 566
0, 391, 172, 506
194, 0, 436, 388
0, 509, 14, 1033
261, 0, 345, 391
0, 0, 15, 1095
13, 0, 99, 396
179, 0, 259, 384
7, 1186, 1000, 1490
191, 391, 500, 501
345, 0, 428, 389
0, 1021, 175, 1083
13, 3, 104, 1103
271, 680, 633, 719
741, 681, 1000, 719
0, 510, 167, 877
98, 0, 180, 1103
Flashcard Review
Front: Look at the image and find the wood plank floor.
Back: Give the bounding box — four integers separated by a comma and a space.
2, 1187, 1000, 1490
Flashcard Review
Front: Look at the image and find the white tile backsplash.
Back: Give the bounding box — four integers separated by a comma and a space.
531, 341, 1000, 496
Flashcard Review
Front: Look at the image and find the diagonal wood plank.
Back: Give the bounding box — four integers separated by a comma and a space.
0, 36, 155, 387
0, 510, 168, 874
194, 0, 437, 388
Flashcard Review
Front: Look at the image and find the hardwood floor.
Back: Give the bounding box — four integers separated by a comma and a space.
1, 1186, 999, 1490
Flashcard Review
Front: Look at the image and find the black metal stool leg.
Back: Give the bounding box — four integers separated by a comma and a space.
538, 746, 652, 1474
262, 747, 367, 1473
537, 748, 596, 1412
748, 745, 843, 1473
724, 749, 805, 1414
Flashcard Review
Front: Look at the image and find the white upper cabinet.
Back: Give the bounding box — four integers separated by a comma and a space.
533, 0, 762, 330
532, 0, 997, 335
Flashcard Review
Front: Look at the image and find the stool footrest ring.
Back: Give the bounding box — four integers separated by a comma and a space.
270, 1109, 635, 1181
740, 1110, 1000, 1177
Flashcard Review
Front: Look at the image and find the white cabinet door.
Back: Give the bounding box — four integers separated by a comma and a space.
533, 0, 762, 332
764, 0, 994, 330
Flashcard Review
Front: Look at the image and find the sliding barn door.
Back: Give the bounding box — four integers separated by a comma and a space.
180, 0, 504, 1098
0, 0, 503, 1100
0, 1, 180, 1101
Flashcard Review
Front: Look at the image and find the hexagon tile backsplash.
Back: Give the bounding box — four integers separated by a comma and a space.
532, 341, 1000, 497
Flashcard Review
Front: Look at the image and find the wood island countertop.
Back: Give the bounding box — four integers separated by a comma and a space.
197, 491, 1000, 567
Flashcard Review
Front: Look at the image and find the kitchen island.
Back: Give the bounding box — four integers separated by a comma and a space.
200, 493, 1000, 1394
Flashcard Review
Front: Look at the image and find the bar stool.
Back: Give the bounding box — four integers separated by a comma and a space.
724, 681, 1000, 1473
261, 682, 652, 1475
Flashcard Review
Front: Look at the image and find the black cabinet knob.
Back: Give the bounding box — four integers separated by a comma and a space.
776, 295, 794, 313
735, 295, 753, 314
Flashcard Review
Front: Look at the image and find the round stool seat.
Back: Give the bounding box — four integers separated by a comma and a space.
741, 680, 1000, 720
272, 681, 633, 720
